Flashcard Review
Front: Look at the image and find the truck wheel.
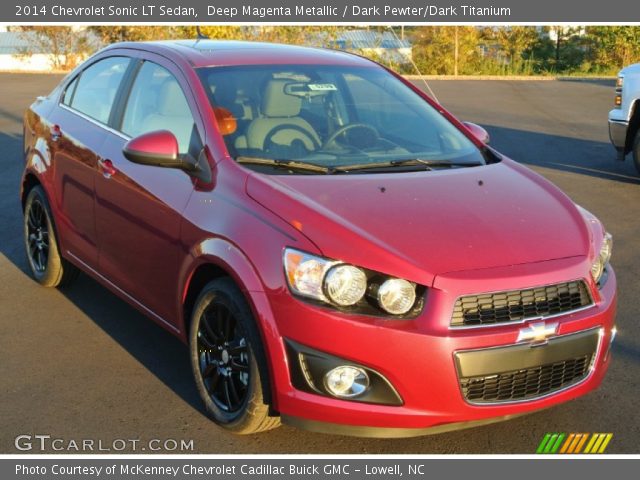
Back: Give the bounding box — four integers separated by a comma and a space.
634, 130, 640, 175
189, 278, 280, 434
23, 186, 78, 287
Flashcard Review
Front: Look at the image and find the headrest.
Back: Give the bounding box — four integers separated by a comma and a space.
158, 78, 189, 117
261, 79, 302, 117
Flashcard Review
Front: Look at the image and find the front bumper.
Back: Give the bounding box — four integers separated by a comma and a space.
262, 257, 617, 437
608, 119, 628, 150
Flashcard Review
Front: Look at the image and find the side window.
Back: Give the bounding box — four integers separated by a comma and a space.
61, 76, 78, 106
70, 57, 130, 124
121, 61, 198, 155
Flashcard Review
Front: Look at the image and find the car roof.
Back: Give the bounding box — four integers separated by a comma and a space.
105, 40, 376, 69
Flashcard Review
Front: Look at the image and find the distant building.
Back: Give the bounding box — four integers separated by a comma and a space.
0, 29, 98, 72
330, 30, 413, 64
541, 26, 587, 42
0, 31, 57, 71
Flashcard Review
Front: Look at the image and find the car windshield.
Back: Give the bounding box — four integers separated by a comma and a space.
198, 64, 489, 174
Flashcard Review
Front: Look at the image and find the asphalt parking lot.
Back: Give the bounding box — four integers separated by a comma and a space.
1, 73, 638, 454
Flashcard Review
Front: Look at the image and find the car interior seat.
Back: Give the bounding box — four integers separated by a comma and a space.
235, 79, 321, 154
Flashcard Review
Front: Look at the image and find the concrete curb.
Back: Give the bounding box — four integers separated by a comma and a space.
0, 71, 616, 81
403, 74, 616, 81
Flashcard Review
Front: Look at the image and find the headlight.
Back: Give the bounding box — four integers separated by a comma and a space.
284, 248, 421, 315
591, 232, 613, 284
284, 249, 336, 302
324, 265, 367, 306
377, 278, 417, 315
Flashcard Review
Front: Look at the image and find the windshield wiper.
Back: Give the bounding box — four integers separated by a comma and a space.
333, 159, 483, 172
236, 156, 334, 174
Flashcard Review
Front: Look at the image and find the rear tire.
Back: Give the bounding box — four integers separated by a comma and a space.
189, 278, 280, 434
23, 186, 78, 287
633, 129, 640, 175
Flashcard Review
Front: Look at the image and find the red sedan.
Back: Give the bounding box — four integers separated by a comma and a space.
21, 40, 617, 437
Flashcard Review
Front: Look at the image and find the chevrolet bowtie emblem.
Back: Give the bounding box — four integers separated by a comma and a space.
517, 321, 559, 344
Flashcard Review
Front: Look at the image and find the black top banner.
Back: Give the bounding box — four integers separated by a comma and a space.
6, 0, 640, 23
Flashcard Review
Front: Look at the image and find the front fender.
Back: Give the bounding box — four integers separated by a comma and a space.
177, 237, 290, 411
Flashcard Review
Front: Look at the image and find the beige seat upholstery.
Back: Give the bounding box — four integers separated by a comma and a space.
142, 78, 194, 153
236, 79, 320, 151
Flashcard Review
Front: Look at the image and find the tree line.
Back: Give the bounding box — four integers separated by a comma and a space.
13, 25, 640, 75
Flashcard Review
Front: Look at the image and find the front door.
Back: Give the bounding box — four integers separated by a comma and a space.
94, 59, 204, 328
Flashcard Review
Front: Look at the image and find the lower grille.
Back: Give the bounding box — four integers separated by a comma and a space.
451, 280, 593, 327
460, 354, 593, 403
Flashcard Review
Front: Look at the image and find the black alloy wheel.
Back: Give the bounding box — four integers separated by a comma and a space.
189, 278, 280, 434
23, 186, 78, 287
197, 303, 250, 413
25, 198, 49, 273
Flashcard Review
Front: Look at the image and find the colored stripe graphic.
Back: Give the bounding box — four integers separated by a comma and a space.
573, 433, 589, 453
559, 433, 576, 454
537, 433, 612, 454
597, 433, 613, 453
584, 433, 613, 454
536, 433, 552, 454
536, 433, 565, 453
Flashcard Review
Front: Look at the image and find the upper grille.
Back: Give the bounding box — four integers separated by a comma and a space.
451, 280, 592, 327
460, 354, 593, 403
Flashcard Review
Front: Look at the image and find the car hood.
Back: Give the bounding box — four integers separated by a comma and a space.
245, 158, 591, 285
620, 62, 640, 75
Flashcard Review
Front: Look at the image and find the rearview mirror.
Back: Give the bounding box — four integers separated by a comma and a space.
463, 122, 490, 144
123, 130, 193, 170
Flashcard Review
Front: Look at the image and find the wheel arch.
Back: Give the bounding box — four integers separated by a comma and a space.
21, 171, 42, 210
178, 238, 283, 410
625, 99, 640, 154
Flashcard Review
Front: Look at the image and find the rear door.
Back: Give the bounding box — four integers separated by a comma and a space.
94, 54, 203, 328
48, 56, 132, 268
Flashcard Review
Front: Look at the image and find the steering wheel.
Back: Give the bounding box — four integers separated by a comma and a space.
322, 123, 379, 150
262, 124, 321, 152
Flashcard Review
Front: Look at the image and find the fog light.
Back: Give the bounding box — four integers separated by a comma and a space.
324, 366, 369, 398
378, 278, 416, 315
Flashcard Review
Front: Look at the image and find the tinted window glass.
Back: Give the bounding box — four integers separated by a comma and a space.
121, 61, 197, 154
71, 57, 130, 124
62, 76, 78, 106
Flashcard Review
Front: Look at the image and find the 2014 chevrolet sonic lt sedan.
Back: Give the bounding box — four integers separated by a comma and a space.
21, 40, 617, 437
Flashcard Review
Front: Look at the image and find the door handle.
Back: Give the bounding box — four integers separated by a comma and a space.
98, 158, 117, 178
50, 124, 62, 142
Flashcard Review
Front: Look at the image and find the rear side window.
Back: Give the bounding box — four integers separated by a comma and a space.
121, 61, 198, 154
70, 57, 130, 124
62, 76, 78, 106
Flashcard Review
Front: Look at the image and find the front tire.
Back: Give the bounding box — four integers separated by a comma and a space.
633, 129, 640, 175
189, 278, 280, 434
23, 186, 78, 287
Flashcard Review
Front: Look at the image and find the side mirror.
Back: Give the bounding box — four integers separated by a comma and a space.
123, 130, 194, 170
463, 122, 490, 144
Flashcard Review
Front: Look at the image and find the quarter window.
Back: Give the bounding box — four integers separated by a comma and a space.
70, 57, 130, 124
121, 61, 198, 155
61, 76, 78, 106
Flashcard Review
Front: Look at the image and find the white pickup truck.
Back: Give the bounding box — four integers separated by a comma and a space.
609, 63, 640, 173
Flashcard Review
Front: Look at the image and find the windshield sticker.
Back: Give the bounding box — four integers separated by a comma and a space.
308, 83, 337, 91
